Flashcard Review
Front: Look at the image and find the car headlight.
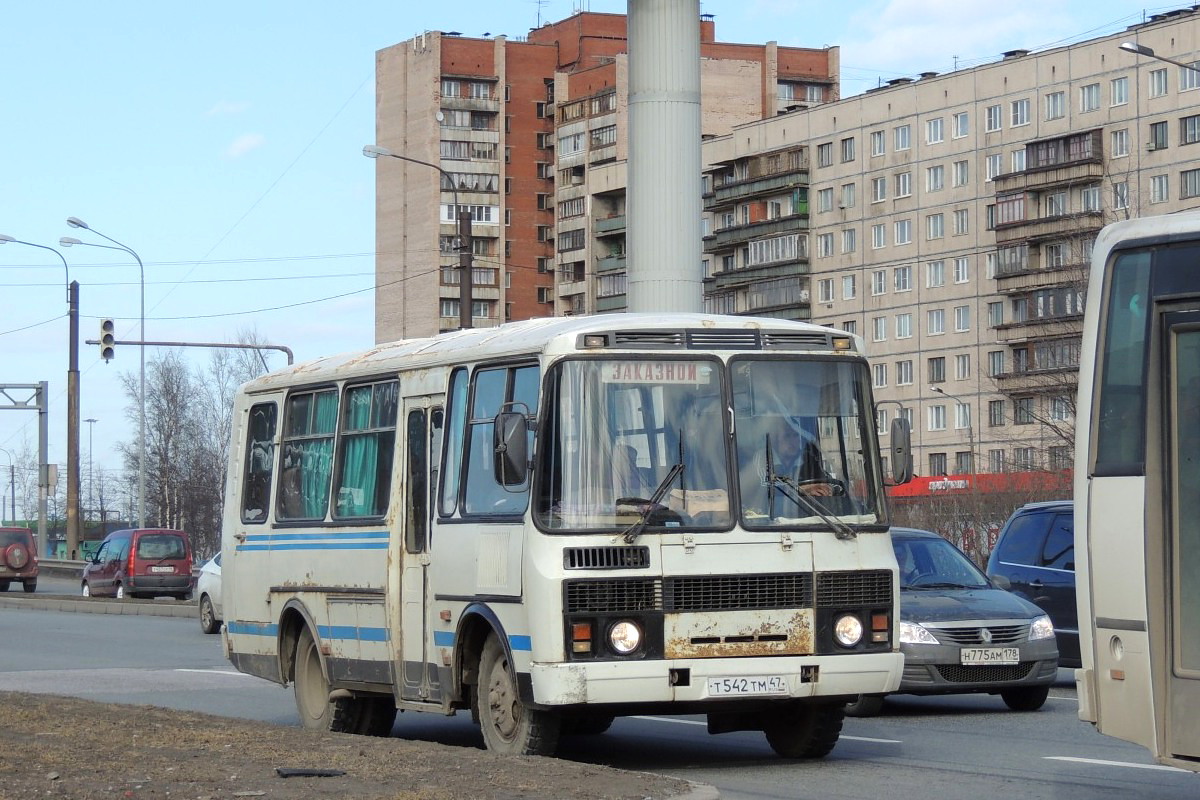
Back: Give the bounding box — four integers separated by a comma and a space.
834, 614, 864, 647
608, 620, 642, 654
899, 621, 941, 645
1029, 614, 1055, 641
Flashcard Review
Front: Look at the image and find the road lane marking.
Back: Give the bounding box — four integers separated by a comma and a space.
173, 668, 257, 678
632, 716, 899, 743
1044, 756, 1190, 773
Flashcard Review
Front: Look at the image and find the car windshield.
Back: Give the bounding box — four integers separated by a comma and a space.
895, 535, 990, 590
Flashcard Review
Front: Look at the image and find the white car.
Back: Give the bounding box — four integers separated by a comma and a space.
197, 552, 223, 634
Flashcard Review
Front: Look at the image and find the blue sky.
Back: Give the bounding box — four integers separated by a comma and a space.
0, 0, 1166, 487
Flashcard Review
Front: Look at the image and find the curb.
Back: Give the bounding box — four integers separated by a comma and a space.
0, 593, 195, 618
662, 780, 721, 800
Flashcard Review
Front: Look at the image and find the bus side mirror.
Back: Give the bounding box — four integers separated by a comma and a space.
494, 411, 529, 486
890, 417, 913, 485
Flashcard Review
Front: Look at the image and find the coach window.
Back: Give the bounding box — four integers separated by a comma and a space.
278, 388, 338, 521
462, 364, 539, 515
439, 368, 468, 516
334, 380, 399, 519
406, 409, 428, 553
429, 408, 444, 519
241, 403, 277, 523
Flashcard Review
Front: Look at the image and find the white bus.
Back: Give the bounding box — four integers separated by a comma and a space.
221, 313, 910, 757
1075, 212, 1200, 770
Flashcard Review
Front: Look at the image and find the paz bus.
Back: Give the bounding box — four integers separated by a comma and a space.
1075, 212, 1200, 770
220, 313, 911, 757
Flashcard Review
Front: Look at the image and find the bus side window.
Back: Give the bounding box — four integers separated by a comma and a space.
429, 408, 444, 522
463, 364, 540, 516
439, 368, 468, 517
241, 403, 277, 524
406, 409, 428, 554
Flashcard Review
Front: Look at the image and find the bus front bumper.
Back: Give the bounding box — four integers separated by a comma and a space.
529, 653, 903, 706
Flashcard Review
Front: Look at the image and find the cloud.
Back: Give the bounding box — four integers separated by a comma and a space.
206, 100, 251, 116
224, 133, 266, 159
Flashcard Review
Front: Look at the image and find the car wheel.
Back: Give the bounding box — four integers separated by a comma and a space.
477, 633, 560, 755
81, 582, 91, 597
22, 580, 36, 594
199, 595, 220, 634
0, 580, 10, 592
844, 694, 886, 717
763, 702, 845, 759
1001, 685, 1050, 711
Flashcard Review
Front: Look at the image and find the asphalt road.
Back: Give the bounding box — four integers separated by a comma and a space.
0, 601, 1195, 799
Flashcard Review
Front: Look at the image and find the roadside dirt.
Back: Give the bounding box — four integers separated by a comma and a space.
0, 692, 698, 800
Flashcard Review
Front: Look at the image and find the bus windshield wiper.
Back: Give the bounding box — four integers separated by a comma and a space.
767, 471, 856, 540
619, 434, 685, 544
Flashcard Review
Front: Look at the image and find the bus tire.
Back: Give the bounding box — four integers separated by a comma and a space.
477, 633, 559, 755
763, 702, 844, 759
293, 627, 397, 736
1000, 685, 1049, 711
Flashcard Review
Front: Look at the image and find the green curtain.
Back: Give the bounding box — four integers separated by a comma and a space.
339, 388, 377, 517
299, 391, 338, 518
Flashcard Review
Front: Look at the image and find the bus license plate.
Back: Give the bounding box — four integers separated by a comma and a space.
960, 647, 1019, 666
707, 675, 789, 697
150, 565, 175, 574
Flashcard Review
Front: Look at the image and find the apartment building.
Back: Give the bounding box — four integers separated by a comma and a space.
699, 7, 1200, 481
372, 11, 838, 339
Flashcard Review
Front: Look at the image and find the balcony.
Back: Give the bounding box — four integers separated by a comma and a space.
705, 171, 809, 210
594, 215, 626, 237
994, 262, 1088, 294
993, 160, 1105, 195
993, 211, 1104, 246
704, 214, 808, 250
441, 96, 501, 114
994, 314, 1083, 344
596, 254, 626, 273
707, 260, 810, 292
992, 366, 1080, 394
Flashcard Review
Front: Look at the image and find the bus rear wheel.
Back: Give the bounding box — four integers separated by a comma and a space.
477, 633, 559, 755
763, 702, 845, 759
293, 627, 397, 736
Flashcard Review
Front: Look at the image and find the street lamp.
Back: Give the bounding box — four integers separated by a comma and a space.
930, 385, 977, 478
61, 219, 146, 529
0, 234, 81, 558
1119, 41, 1200, 72
363, 144, 474, 330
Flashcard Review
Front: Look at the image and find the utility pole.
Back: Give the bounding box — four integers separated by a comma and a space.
66, 281, 81, 560
458, 208, 474, 329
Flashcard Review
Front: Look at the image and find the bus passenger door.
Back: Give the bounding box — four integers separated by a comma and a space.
1165, 312, 1200, 760
398, 399, 443, 703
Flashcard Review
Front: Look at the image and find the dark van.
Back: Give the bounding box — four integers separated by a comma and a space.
81, 528, 194, 601
985, 501, 1078, 668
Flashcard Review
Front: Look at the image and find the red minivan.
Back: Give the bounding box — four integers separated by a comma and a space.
81, 528, 194, 601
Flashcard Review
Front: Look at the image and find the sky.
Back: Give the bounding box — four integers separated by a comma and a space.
0, 0, 1170, 501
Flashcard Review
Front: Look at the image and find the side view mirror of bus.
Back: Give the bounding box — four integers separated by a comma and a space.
494, 411, 529, 486
889, 416, 913, 485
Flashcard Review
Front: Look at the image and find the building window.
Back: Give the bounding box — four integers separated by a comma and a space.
1150, 67, 1168, 97
895, 219, 912, 245
817, 233, 834, 258
817, 142, 833, 167
988, 302, 1003, 327
929, 452, 948, 475
590, 125, 617, 148
842, 228, 857, 254
1050, 396, 1072, 421
842, 275, 857, 299
1012, 148, 1026, 173
872, 223, 886, 249
1014, 396, 1034, 424
985, 104, 1002, 132
954, 402, 971, 430
1104, 130, 1127, 164
896, 312, 913, 339
954, 305, 970, 332
927, 213, 944, 240
955, 354, 971, 380
842, 320, 857, 335
1080, 83, 1100, 112
557, 228, 586, 252
1114, 181, 1129, 209
953, 111, 969, 138
926, 117, 944, 144
895, 171, 912, 197
1111, 76, 1128, 105
872, 270, 886, 295
953, 209, 969, 235
895, 124, 911, 151
870, 130, 885, 156
877, 408, 890, 435
1150, 120, 1169, 151
1011, 98, 1030, 127
928, 356, 946, 383
1182, 62, 1200, 91
953, 257, 970, 284
1151, 174, 1170, 204
927, 308, 945, 335
927, 164, 945, 192
927, 260, 945, 287
988, 350, 1005, 377
1046, 191, 1067, 217
1013, 447, 1035, 470
986, 153, 1003, 181
988, 400, 1005, 427
928, 405, 947, 432
894, 265, 911, 292
955, 451, 974, 474
817, 187, 834, 213
872, 316, 887, 342
1182, 114, 1200, 145
1049, 446, 1071, 470
953, 159, 969, 187
841, 137, 856, 162
873, 363, 887, 388
1081, 185, 1101, 212
896, 360, 914, 385
1182, 168, 1200, 199
988, 449, 1006, 473
1045, 91, 1065, 120
558, 132, 585, 156
871, 177, 887, 203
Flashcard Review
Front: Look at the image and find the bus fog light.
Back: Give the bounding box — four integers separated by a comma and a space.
834, 614, 864, 647
608, 620, 642, 654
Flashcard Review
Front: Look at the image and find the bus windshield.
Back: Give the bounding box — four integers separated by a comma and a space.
535, 356, 884, 532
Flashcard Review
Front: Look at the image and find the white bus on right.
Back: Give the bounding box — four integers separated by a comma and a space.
1076, 210, 1200, 771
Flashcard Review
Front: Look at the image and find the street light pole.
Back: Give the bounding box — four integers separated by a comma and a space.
1119, 41, 1200, 72
931, 385, 976, 478
62, 220, 146, 528
362, 144, 474, 329
85, 417, 97, 529
0, 448, 13, 526
0, 236, 81, 558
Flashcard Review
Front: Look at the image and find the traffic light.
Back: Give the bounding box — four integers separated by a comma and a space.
99, 318, 116, 362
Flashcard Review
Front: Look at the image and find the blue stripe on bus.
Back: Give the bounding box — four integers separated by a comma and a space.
226, 621, 279, 637
236, 542, 388, 552
433, 630, 455, 647
430, 631, 531, 652
508, 635, 532, 652
242, 531, 389, 542
318, 625, 389, 642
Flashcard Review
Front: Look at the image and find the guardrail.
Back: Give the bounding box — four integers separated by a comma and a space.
37, 558, 200, 578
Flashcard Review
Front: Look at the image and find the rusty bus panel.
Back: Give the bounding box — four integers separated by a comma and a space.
663, 609, 814, 659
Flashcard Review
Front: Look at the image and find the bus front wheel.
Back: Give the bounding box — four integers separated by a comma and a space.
763, 702, 845, 759
477, 633, 559, 755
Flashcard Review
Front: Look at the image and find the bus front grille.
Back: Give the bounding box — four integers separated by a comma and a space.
563, 546, 651, 570
814, 570, 893, 607
564, 573, 817, 613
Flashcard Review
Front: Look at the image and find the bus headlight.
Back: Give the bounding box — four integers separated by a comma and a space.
608, 620, 642, 654
1029, 614, 1055, 641
833, 614, 864, 647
